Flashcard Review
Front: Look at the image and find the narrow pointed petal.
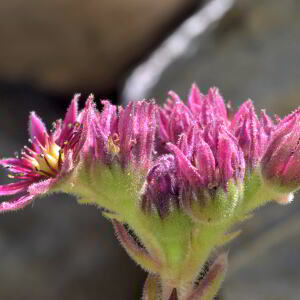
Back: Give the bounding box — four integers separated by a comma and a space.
118, 102, 134, 167
158, 108, 171, 142
100, 100, 117, 137
65, 94, 79, 124
73, 95, 96, 159
0, 181, 31, 195
0, 158, 33, 173
207, 87, 227, 120
230, 99, 253, 130
0, 194, 34, 212
57, 94, 79, 145
168, 102, 194, 144
167, 143, 203, 186
217, 127, 245, 185
29, 112, 48, 147
188, 83, 204, 107
118, 101, 157, 169
168, 91, 181, 104
260, 109, 273, 136
28, 178, 53, 195
187, 84, 208, 123
232, 101, 264, 169
133, 101, 156, 168
92, 100, 118, 163
194, 138, 216, 186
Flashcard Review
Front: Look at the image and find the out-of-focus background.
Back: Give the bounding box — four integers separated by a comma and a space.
0, 0, 300, 299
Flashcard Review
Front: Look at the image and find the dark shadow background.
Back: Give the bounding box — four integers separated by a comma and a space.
0, 0, 300, 299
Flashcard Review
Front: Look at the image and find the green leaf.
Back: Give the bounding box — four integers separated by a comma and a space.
142, 275, 161, 300
186, 252, 228, 300
113, 220, 161, 273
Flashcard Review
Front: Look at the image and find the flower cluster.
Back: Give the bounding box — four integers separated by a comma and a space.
0, 85, 299, 216
1, 84, 300, 300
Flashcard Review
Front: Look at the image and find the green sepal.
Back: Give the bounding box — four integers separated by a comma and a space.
142, 275, 161, 300
185, 180, 243, 224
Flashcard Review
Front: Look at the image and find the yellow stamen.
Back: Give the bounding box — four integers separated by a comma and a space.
32, 142, 64, 177
108, 136, 120, 155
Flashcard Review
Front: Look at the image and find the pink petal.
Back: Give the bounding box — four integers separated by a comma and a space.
168, 102, 194, 144
0, 181, 31, 195
74, 95, 96, 159
28, 178, 53, 196
0, 158, 33, 173
260, 109, 273, 136
188, 83, 204, 107
167, 143, 203, 186
230, 100, 253, 131
207, 87, 227, 119
0, 194, 34, 212
167, 91, 181, 104
99, 100, 117, 137
29, 112, 48, 148
92, 119, 109, 161
118, 102, 134, 166
158, 108, 170, 142
134, 101, 156, 168
57, 94, 79, 144
194, 138, 216, 185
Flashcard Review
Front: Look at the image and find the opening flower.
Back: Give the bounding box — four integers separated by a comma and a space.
0, 96, 83, 211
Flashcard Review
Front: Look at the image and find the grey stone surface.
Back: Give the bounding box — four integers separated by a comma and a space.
0, 0, 198, 94
147, 0, 300, 117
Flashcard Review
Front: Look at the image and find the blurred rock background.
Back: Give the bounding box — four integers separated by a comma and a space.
0, 0, 198, 94
0, 0, 300, 299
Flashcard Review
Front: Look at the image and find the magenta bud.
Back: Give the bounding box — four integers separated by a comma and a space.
188, 84, 228, 126
194, 137, 216, 187
262, 108, 300, 191
231, 100, 270, 170
217, 125, 245, 186
92, 100, 118, 164
158, 91, 194, 145
167, 123, 245, 190
85, 99, 157, 172
141, 155, 180, 218
166, 123, 245, 223
108, 100, 157, 170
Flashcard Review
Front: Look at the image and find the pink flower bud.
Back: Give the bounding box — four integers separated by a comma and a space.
158, 91, 194, 145
141, 155, 179, 218
262, 108, 300, 191
188, 84, 228, 126
118, 100, 156, 170
231, 100, 271, 170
